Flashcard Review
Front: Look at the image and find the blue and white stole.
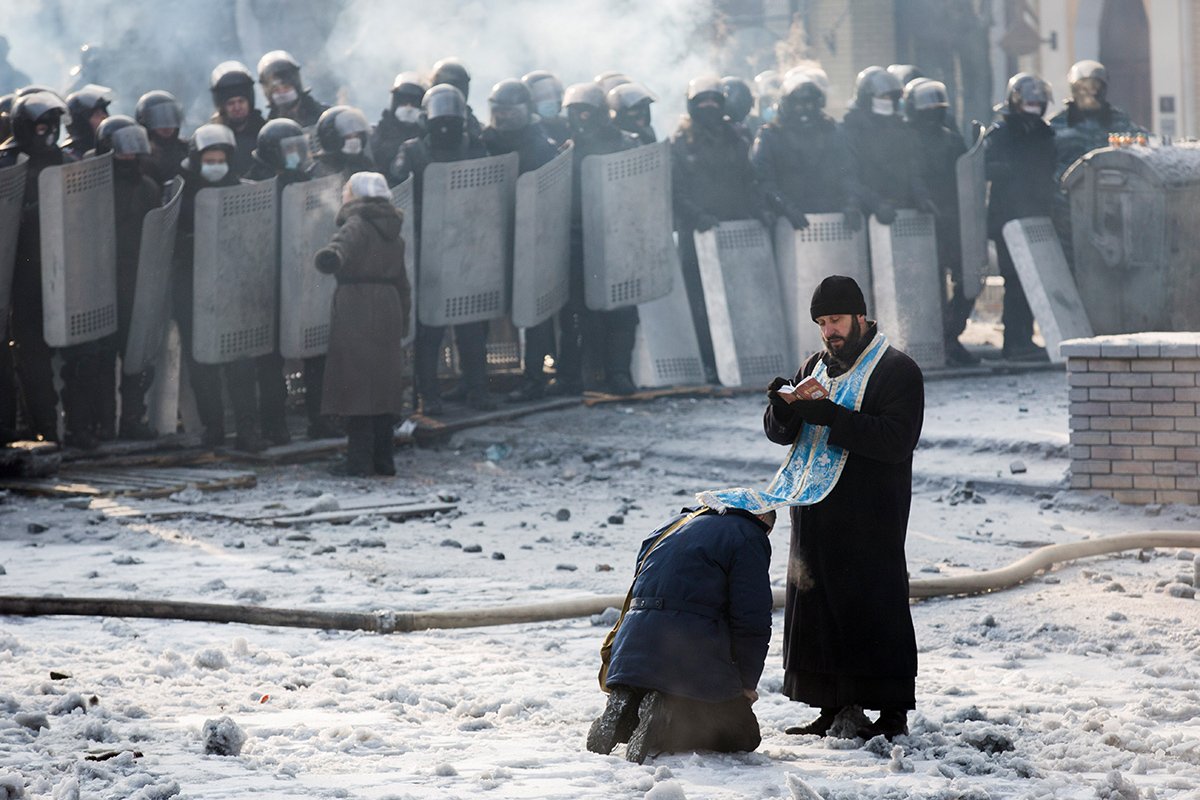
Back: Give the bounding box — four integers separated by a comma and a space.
696, 332, 890, 514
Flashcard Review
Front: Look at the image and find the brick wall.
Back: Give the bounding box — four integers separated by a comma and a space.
1063, 338, 1200, 506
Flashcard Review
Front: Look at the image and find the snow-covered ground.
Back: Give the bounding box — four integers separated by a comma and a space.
2, 369, 1199, 799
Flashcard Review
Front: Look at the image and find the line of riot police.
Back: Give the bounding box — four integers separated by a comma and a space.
0, 51, 1145, 449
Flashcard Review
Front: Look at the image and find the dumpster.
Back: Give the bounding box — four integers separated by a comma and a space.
1062, 142, 1200, 333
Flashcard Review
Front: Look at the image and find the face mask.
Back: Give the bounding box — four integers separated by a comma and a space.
1021, 103, 1044, 116
691, 106, 723, 127
536, 101, 559, 120
342, 137, 363, 155
394, 106, 421, 124
200, 162, 229, 182
284, 151, 302, 170
761, 107, 776, 125
871, 97, 895, 116
271, 88, 299, 107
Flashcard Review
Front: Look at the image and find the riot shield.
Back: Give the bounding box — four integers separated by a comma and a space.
695, 220, 791, 387
123, 177, 184, 375
774, 213, 870, 365
1002, 216, 1093, 362
582, 140, 675, 311
956, 129, 987, 300
389, 175, 417, 345
512, 143, 572, 328
0, 155, 26, 325
38, 153, 118, 347
631, 254, 706, 389
868, 210, 946, 369
279, 173, 341, 359
418, 152, 518, 327
192, 179, 278, 364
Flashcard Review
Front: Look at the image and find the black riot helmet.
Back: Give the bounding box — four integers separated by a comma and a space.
65, 84, 112, 132
594, 71, 629, 96
390, 71, 428, 110
686, 76, 725, 126
522, 69, 564, 117
563, 82, 608, 135
720, 76, 754, 124
488, 79, 532, 132
853, 66, 903, 113
95, 115, 150, 156
903, 78, 949, 126
184, 123, 236, 171
15, 85, 62, 99
423, 83, 467, 145
430, 57, 470, 100
257, 50, 304, 92
135, 90, 184, 132
210, 60, 256, 109
609, 82, 656, 129
1067, 59, 1107, 111
315, 105, 369, 155
8, 91, 67, 154
1005, 72, 1051, 116
253, 118, 310, 172
887, 64, 924, 89
778, 70, 826, 125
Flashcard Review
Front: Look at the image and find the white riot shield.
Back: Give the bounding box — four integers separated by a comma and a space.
956, 130, 987, 299
512, 144, 572, 328
632, 254, 706, 389
0, 155, 26, 324
192, 179, 278, 364
418, 152, 518, 326
279, 173, 341, 359
1002, 217, 1094, 362
582, 141, 675, 311
389, 176, 417, 345
695, 220, 791, 388
123, 177, 183, 375
869, 210, 946, 369
775, 214, 870, 365
39, 154, 118, 347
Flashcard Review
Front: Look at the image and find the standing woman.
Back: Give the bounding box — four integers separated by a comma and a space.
314, 172, 411, 476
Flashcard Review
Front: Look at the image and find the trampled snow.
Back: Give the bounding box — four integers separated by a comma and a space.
1, 370, 1199, 798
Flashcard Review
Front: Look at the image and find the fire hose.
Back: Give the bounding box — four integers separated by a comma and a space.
1, 531, 1197, 634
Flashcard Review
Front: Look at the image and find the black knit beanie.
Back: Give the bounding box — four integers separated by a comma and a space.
810, 275, 867, 320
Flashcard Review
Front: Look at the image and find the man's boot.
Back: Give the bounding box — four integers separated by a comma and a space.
786, 707, 842, 737
586, 685, 641, 756
856, 709, 908, 741
625, 690, 669, 764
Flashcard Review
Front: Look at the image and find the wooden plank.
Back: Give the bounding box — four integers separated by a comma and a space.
582, 385, 720, 407
413, 396, 579, 442
269, 502, 456, 526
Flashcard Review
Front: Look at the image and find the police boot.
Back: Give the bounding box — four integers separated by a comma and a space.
60, 354, 98, 450
91, 350, 119, 441
371, 415, 396, 475
340, 416, 372, 477
603, 310, 639, 396
118, 371, 157, 440
587, 685, 641, 755
226, 360, 266, 453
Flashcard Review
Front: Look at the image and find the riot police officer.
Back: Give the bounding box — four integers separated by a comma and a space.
554, 82, 640, 396
753, 70, 781, 126
258, 50, 328, 127
905, 78, 977, 365
522, 69, 570, 148
314, 105, 375, 179
481, 78, 560, 402
842, 66, 932, 225
751, 70, 855, 230
174, 124, 265, 451
608, 82, 657, 144
209, 61, 267, 178
594, 71, 630, 96
0, 92, 68, 442
671, 76, 768, 381
93, 115, 162, 440
1048, 60, 1145, 269
63, 83, 112, 159
135, 90, 187, 184
985, 73, 1056, 361
429, 57, 483, 142
372, 71, 427, 186
393, 83, 493, 413
721, 75, 758, 144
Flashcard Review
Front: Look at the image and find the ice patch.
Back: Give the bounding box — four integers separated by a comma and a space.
192, 648, 230, 670
645, 781, 687, 799
201, 716, 246, 756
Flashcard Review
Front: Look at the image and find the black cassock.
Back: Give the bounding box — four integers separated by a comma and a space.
764, 327, 925, 710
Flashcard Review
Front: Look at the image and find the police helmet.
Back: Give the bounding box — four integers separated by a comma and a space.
8, 91, 68, 151
853, 66, 903, 110
211, 61, 256, 109
720, 76, 753, 123
487, 79, 532, 132
430, 57, 470, 98
253, 118, 310, 172
135, 90, 184, 131
95, 115, 150, 156
316, 105, 369, 155
423, 84, 467, 121
257, 50, 303, 90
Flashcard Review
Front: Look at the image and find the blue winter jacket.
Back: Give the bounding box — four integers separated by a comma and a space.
605, 507, 773, 702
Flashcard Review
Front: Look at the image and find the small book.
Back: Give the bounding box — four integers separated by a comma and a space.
777, 376, 829, 402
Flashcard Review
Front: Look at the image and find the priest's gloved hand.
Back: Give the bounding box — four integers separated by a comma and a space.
793, 398, 839, 427
766, 376, 794, 416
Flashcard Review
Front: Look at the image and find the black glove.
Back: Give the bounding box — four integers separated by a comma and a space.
784, 205, 809, 230
842, 207, 862, 232
694, 212, 719, 233
793, 398, 839, 427
315, 248, 341, 273
874, 202, 896, 225
766, 376, 794, 416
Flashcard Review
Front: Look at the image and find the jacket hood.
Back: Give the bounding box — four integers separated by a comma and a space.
338, 196, 402, 240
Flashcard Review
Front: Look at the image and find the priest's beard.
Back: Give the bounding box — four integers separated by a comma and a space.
823, 317, 869, 372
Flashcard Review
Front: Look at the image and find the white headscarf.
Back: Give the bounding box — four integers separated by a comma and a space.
347, 171, 390, 199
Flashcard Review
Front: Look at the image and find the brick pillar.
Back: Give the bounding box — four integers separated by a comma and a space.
1063, 335, 1200, 506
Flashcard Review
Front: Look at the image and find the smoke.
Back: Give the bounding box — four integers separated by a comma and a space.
3, 0, 724, 137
